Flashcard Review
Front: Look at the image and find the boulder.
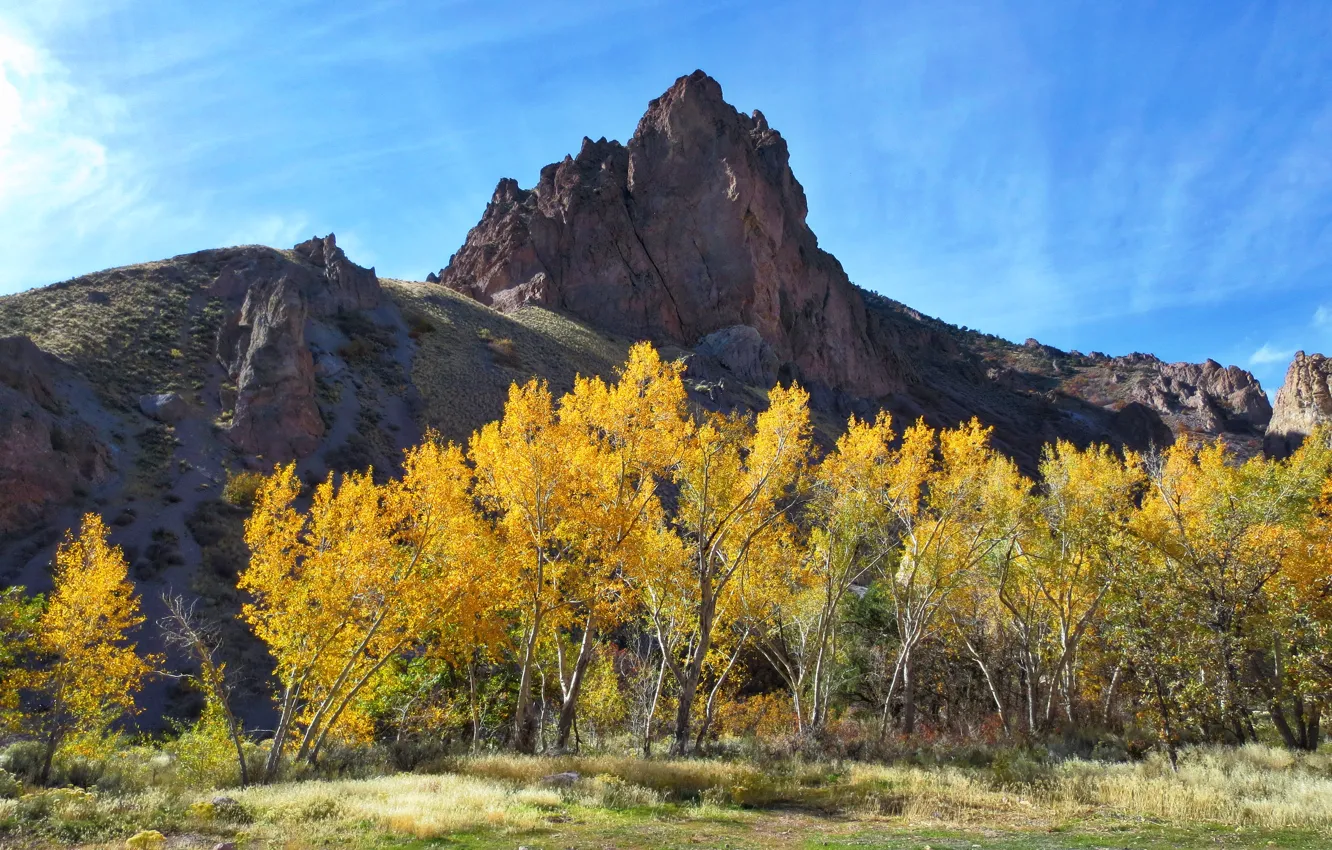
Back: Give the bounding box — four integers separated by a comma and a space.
539, 771, 581, 787
138, 392, 188, 423
1265, 351, 1332, 457
693, 325, 780, 387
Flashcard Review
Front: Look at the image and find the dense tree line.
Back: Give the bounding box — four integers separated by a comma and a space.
4, 344, 1331, 783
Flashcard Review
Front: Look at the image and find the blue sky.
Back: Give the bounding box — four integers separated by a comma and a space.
2, 0, 1330, 395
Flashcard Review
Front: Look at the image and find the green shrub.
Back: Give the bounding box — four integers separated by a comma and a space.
0, 769, 20, 800
0, 741, 48, 785
221, 470, 265, 507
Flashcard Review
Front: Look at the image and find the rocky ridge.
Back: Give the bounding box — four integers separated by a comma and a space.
438, 70, 893, 400
1266, 351, 1332, 457
437, 70, 1273, 466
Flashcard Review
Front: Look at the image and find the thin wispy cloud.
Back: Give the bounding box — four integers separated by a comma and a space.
1250, 343, 1296, 366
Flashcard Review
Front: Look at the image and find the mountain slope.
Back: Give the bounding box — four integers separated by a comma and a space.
0, 70, 1285, 728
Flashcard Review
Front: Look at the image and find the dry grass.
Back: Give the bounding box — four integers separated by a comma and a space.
0, 252, 237, 410
384, 280, 634, 444
230, 772, 556, 838
2, 745, 1330, 847
442, 746, 1332, 829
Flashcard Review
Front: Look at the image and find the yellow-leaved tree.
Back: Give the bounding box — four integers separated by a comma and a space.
638, 383, 811, 755
550, 343, 691, 750
871, 418, 1024, 736
469, 378, 575, 753
33, 514, 159, 783
993, 441, 1142, 733
751, 411, 897, 737
1128, 435, 1329, 748
242, 438, 489, 778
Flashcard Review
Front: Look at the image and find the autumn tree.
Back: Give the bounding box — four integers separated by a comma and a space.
995, 441, 1141, 732
636, 383, 811, 755
1129, 435, 1329, 745
751, 412, 896, 737
470, 379, 575, 753
870, 418, 1025, 736
31, 514, 159, 784
549, 343, 690, 750
242, 439, 489, 778
1271, 465, 1332, 750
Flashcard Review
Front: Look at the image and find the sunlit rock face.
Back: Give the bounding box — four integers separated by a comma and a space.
1266, 351, 1332, 458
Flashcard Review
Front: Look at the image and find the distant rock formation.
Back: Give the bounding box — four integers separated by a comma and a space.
0, 336, 110, 533
437, 71, 1272, 467
438, 70, 894, 399
1265, 351, 1332, 457
1114, 356, 1272, 436
213, 235, 381, 460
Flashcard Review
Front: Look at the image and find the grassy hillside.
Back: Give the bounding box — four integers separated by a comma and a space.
385, 280, 638, 444
0, 252, 242, 412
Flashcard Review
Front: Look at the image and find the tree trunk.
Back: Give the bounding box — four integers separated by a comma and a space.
39, 727, 61, 786
513, 611, 543, 754
901, 654, 916, 735
1270, 700, 1300, 750
555, 614, 596, 752
671, 593, 715, 756
644, 648, 667, 757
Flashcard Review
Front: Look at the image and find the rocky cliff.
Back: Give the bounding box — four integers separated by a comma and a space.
438, 70, 893, 399
437, 70, 1271, 466
1266, 351, 1332, 457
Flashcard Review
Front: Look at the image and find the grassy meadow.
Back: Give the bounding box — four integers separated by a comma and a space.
1, 744, 1330, 849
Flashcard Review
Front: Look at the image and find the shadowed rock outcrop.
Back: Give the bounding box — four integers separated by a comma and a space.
0, 336, 110, 533
213, 235, 381, 460
1265, 351, 1332, 457
439, 70, 894, 399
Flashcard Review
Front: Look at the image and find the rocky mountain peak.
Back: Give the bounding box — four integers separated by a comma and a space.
438, 70, 895, 398
1266, 351, 1332, 457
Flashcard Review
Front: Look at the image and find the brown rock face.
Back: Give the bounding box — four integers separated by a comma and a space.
0, 336, 110, 533
292, 233, 382, 314
1120, 357, 1272, 435
1265, 351, 1332, 457
217, 273, 325, 461
213, 235, 381, 460
439, 70, 894, 398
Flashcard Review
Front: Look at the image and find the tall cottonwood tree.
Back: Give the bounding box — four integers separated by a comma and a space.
1130, 436, 1329, 744
644, 383, 812, 755
470, 379, 576, 753
549, 344, 691, 750
870, 418, 1024, 736
751, 412, 895, 737
32, 514, 159, 783
993, 441, 1141, 732
243, 439, 488, 777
